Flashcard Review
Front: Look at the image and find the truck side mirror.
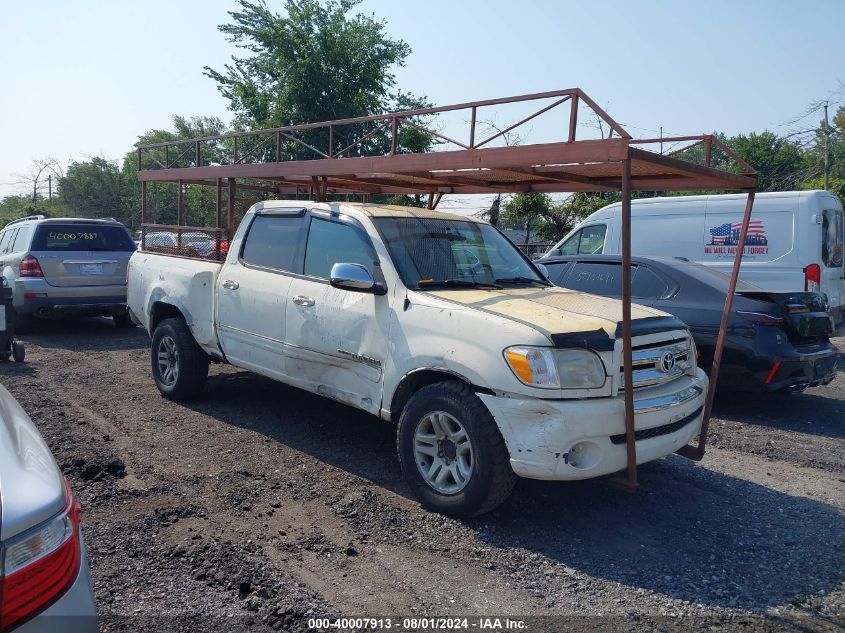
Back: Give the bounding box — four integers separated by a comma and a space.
330, 262, 385, 295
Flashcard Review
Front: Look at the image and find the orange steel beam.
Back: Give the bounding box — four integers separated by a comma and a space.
620, 157, 637, 488
576, 89, 632, 140
628, 147, 757, 188
473, 95, 571, 149
137, 89, 584, 150
139, 140, 631, 183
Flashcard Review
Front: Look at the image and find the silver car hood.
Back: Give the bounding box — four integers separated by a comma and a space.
0, 384, 65, 541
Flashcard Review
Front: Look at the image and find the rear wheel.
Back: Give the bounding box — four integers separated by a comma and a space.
12, 340, 25, 363
151, 318, 208, 400
397, 380, 516, 518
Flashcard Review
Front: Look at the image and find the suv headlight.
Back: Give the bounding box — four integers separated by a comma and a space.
504, 346, 607, 389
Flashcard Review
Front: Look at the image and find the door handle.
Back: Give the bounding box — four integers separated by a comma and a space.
222, 279, 239, 290
293, 295, 315, 307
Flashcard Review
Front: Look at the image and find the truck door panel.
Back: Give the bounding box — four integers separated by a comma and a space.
284, 214, 389, 414
216, 212, 305, 379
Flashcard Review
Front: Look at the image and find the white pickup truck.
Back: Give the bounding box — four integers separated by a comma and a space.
128, 201, 708, 516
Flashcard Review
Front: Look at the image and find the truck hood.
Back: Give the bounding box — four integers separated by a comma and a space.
422, 286, 668, 338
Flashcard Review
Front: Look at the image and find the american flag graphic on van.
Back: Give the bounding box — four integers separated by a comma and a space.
708, 220, 767, 246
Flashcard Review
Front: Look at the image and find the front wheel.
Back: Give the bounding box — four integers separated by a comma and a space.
397, 381, 516, 518
151, 318, 209, 400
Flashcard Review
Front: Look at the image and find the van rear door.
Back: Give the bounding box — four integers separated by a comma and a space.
820, 205, 844, 319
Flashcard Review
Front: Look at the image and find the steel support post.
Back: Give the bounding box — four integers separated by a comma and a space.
141, 181, 148, 224
679, 189, 757, 461
215, 178, 222, 229
568, 94, 579, 142
227, 178, 236, 240
177, 180, 185, 224
620, 157, 637, 487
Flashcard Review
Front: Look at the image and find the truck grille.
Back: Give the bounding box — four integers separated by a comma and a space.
619, 333, 693, 390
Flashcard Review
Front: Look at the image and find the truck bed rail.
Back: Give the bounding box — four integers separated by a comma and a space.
140, 224, 229, 262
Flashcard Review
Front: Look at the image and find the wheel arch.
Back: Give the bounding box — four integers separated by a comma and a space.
388, 368, 493, 424
150, 299, 191, 333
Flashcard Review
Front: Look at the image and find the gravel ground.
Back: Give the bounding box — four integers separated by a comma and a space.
1, 319, 842, 632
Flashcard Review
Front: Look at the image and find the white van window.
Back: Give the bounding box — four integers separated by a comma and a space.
822, 208, 843, 268
557, 224, 607, 255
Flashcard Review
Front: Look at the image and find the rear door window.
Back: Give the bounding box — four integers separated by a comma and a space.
561, 261, 621, 296
822, 208, 844, 268
240, 213, 305, 273
632, 266, 671, 299
0, 229, 18, 254
11, 225, 33, 252
560, 261, 668, 299
32, 224, 135, 251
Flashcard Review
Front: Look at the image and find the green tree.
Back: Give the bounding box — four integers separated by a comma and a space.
204, 0, 433, 158
0, 195, 38, 226
0, 193, 67, 227
502, 193, 552, 244
730, 131, 807, 191
130, 116, 229, 227
58, 158, 140, 228
482, 194, 501, 227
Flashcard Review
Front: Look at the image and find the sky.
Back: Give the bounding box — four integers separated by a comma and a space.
1, 0, 843, 213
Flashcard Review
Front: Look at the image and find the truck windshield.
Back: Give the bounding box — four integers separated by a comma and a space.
374, 217, 548, 289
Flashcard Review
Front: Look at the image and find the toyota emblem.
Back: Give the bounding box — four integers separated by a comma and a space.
659, 351, 676, 373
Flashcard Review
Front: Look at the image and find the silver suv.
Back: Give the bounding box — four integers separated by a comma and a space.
0, 216, 136, 328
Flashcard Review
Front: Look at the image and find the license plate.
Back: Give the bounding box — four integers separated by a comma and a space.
79, 264, 103, 275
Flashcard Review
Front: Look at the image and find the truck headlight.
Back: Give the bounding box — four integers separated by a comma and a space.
503, 346, 607, 389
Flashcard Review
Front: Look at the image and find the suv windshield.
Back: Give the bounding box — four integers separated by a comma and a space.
374, 217, 547, 289
32, 223, 136, 252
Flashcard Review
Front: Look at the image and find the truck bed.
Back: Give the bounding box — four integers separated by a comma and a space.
127, 250, 223, 353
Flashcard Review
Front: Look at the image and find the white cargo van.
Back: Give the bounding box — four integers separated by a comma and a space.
545, 191, 845, 324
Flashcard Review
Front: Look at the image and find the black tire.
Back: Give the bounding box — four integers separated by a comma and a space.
12, 341, 25, 363
150, 317, 209, 400
113, 311, 135, 329
397, 380, 516, 518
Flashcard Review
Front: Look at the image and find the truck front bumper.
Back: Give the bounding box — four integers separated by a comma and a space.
478, 368, 708, 481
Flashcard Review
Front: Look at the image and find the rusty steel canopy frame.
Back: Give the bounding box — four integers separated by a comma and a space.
136, 88, 758, 487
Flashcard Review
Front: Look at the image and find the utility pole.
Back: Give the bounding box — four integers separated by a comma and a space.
823, 103, 830, 191
48, 174, 52, 200
659, 126, 663, 155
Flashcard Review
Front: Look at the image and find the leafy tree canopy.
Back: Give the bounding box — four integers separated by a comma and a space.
204, 0, 432, 158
